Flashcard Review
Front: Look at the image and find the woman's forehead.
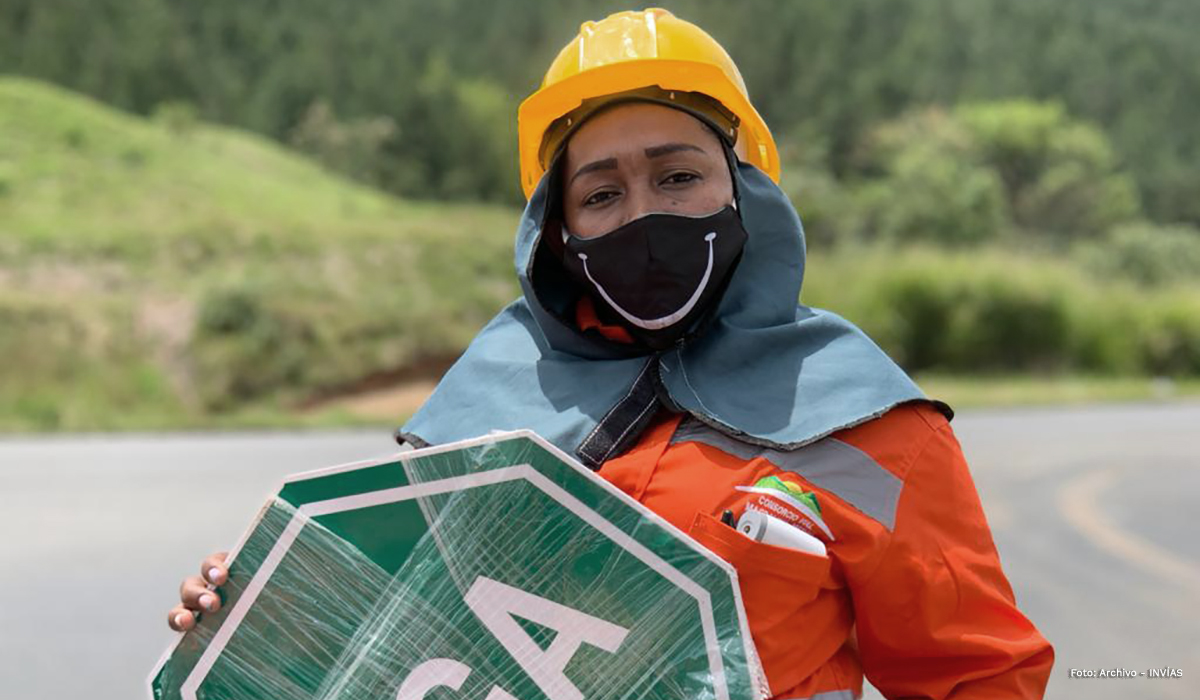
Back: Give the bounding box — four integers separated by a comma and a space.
565, 103, 723, 167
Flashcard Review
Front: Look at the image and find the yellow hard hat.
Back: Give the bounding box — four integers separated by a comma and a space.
517, 8, 780, 199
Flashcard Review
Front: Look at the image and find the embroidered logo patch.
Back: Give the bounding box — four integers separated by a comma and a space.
735, 475, 834, 541
753, 475, 820, 513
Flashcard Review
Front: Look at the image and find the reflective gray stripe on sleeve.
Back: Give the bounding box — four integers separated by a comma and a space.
777, 690, 859, 700
777, 437, 903, 530
670, 418, 903, 530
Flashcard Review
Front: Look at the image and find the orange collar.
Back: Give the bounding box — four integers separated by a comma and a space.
575, 295, 635, 344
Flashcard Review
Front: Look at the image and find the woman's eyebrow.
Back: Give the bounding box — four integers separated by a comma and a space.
569, 157, 618, 185
645, 142, 705, 158
569, 142, 705, 185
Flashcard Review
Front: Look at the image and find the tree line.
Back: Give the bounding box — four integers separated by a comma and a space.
2, 0, 1198, 226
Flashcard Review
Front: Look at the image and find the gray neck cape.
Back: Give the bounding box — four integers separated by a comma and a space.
399, 162, 945, 468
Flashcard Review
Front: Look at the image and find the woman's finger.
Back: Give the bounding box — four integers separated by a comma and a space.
201, 551, 230, 586
180, 575, 221, 613
168, 605, 197, 632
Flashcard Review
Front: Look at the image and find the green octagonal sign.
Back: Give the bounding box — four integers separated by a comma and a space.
150, 431, 766, 700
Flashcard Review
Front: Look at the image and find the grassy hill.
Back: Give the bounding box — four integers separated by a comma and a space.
3, 77, 1199, 432
0, 77, 520, 431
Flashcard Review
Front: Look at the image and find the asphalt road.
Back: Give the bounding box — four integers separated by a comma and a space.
1, 403, 1197, 700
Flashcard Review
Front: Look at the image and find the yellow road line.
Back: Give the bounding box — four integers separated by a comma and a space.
1057, 466, 1200, 596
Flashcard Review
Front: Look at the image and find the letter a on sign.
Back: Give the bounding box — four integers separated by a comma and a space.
464, 576, 630, 700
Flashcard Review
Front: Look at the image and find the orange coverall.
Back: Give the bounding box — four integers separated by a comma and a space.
580, 299, 1055, 699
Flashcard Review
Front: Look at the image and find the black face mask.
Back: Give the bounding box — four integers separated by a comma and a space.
561, 205, 748, 350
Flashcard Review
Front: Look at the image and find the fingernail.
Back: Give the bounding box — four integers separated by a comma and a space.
208, 567, 223, 584
174, 613, 186, 629
200, 594, 217, 612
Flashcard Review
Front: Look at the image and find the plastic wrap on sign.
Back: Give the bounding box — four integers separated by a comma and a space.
149, 430, 768, 700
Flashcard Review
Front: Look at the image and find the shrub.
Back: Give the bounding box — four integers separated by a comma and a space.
802, 245, 1196, 376
0, 294, 181, 430
1062, 285, 1145, 375
1140, 294, 1200, 375
941, 270, 1074, 372
1075, 222, 1200, 287
288, 100, 397, 186
957, 101, 1141, 241
852, 108, 1010, 247
192, 285, 316, 410
152, 100, 199, 135
844, 102, 1142, 249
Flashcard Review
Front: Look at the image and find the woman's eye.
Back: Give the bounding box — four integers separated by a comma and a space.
662, 172, 700, 186
583, 190, 618, 207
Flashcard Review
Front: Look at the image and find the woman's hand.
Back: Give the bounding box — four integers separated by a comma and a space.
166, 551, 229, 631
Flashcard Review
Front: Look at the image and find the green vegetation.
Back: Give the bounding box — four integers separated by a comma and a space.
0, 78, 517, 431
3, 0, 1199, 226
794, 100, 1200, 380
3, 0, 1200, 431
803, 246, 1200, 377
786, 100, 1148, 249
4, 76, 1200, 432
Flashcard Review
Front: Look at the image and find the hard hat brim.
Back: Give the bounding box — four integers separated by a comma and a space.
518, 60, 779, 199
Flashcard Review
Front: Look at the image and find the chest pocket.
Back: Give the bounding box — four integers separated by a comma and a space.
688, 512, 842, 696
671, 415, 874, 696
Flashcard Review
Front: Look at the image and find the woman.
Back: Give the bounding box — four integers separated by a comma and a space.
170, 9, 1053, 699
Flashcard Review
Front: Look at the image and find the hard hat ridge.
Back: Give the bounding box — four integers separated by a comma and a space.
517, 8, 780, 199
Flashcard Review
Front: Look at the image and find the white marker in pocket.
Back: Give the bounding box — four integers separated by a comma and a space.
736, 510, 827, 557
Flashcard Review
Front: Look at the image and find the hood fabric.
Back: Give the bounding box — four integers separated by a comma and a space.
399, 162, 947, 463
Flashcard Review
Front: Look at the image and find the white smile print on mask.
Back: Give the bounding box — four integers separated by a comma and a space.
560, 205, 748, 349
577, 232, 718, 330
